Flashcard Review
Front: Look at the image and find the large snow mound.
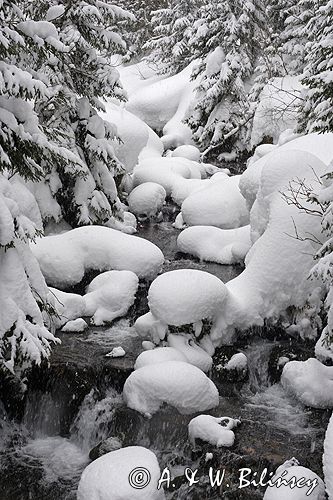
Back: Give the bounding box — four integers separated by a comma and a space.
177, 225, 251, 265
77, 446, 165, 500
31, 226, 164, 288
281, 358, 333, 409
134, 347, 187, 370
100, 101, 163, 173
181, 175, 249, 229
148, 269, 227, 326
123, 361, 219, 416
128, 182, 166, 218
188, 415, 240, 448
263, 459, 325, 499
211, 149, 327, 344
84, 270, 138, 326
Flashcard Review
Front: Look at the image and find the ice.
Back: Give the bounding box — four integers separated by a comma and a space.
84, 270, 138, 326
281, 358, 333, 409
128, 182, 166, 218
123, 361, 219, 416
177, 225, 251, 264
148, 269, 227, 327
181, 175, 250, 229
263, 459, 325, 499
77, 446, 165, 500
188, 415, 240, 448
134, 347, 187, 370
31, 226, 164, 288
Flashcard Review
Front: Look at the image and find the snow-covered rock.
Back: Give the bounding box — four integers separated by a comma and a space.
323, 413, 333, 499
48, 287, 85, 329
148, 269, 227, 327
77, 446, 165, 500
134, 347, 187, 370
123, 361, 219, 416
100, 101, 163, 173
105, 347, 126, 358
181, 175, 249, 229
61, 318, 88, 333
188, 415, 240, 448
168, 334, 213, 372
128, 182, 166, 218
177, 225, 251, 264
31, 226, 164, 288
315, 328, 333, 363
281, 358, 333, 409
134, 312, 169, 344
263, 459, 325, 499
171, 145, 201, 162
223, 353, 248, 372
84, 271, 138, 326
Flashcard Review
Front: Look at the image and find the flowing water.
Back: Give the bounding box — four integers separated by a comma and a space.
0, 212, 330, 499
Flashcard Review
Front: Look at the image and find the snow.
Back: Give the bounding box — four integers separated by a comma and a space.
134, 312, 168, 344
134, 347, 187, 370
31, 226, 164, 288
100, 101, 163, 173
61, 318, 88, 333
123, 361, 219, 416
263, 459, 325, 499
223, 353, 248, 372
168, 334, 213, 372
148, 269, 227, 326
128, 182, 166, 218
181, 175, 250, 229
323, 413, 333, 500
251, 76, 303, 148
315, 328, 333, 363
126, 62, 198, 147
188, 415, 240, 448
77, 446, 165, 500
105, 347, 126, 358
48, 287, 85, 329
177, 225, 251, 265
171, 145, 201, 162
84, 270, 138, 326
281, 358, 333, 409
211, 149, 328, 344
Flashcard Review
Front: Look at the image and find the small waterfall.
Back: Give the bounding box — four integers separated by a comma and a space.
243, 339, 274, 393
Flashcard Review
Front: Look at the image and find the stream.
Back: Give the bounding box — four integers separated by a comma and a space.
0, 205, 330, 499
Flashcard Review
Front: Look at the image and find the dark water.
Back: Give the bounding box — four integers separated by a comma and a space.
0, 212, 329, 500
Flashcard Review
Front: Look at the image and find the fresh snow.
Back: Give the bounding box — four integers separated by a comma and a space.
31, 226, 164, 288
188, 415, 240, 448
168, 334, 213, 372
177, 225, 251, 264
77, 446, 165, 500
84, 270, 138, 326
123, 361, 219, 416
171, 145, 201, 162
147, 269, 227, 327
134, 347, 187, 370
263, 459, 325, 499
128, 182, 166, 218
61, 318, 88, 333
281, 358, 333, 409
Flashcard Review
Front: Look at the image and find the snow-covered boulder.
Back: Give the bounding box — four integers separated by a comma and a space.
84, 271, 138, 326
223, 353, 248, 372
123, 361, 219, 416
77, 446, 165, 500
134, 312, 169, 344
100, 101, 163, 173
281, 358, 333, 409
188, 415, 240, 448
134, 347, 187, 370
181, 175, 249, 229
128, 182, 166, 218
48, 287, 85, 329
61, 318, 88, 332
168, 334, 213, 372
323, 413, 333, 499
263, 459, 325, 499
171, 145, 201, 162
31, 226, 164, 288
148, 269, 227, 327
177, 225, 251, 264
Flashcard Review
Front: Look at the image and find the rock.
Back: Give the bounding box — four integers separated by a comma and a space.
89, 436, 122, 461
